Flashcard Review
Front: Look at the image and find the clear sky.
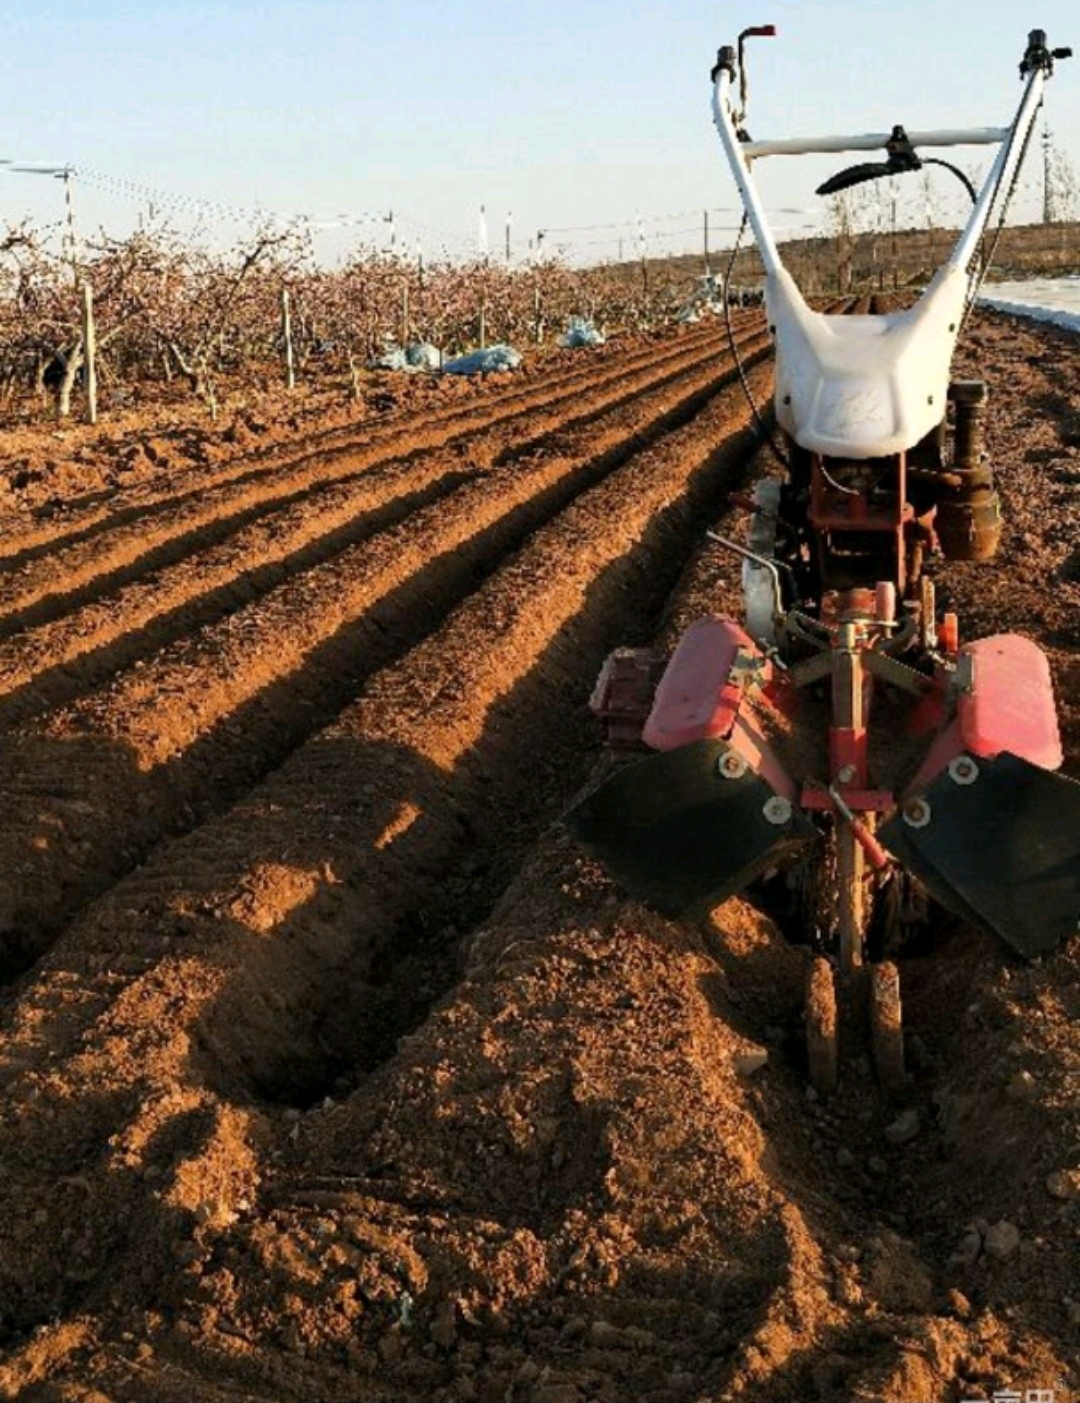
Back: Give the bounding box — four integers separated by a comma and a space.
3, 1, 1079, 264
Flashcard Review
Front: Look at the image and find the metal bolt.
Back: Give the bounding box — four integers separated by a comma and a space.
903, 798, 932, 829
947, 755, 979, 786
838, 764, 857, 784
718, 751, 749, 780
763, 796, 792, 826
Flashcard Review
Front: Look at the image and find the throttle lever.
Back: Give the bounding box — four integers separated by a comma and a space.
736, 24, 779, 124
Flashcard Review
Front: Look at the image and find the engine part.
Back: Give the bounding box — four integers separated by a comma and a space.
936, 380, 1003, 561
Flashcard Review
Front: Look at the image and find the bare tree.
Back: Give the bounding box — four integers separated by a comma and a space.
1047, 141, 1079, 222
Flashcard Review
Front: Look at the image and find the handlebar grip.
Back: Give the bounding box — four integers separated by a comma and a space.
741, 25, 777, 37
816, 161, 896, 196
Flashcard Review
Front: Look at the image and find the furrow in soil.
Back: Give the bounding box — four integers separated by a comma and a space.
0, 327, 762, 726
0, 319, 746, 573
0, 359, 774, 1348
0, 337, 772, 975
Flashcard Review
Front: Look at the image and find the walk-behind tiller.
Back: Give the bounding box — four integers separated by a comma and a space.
569, 28, 1080, 1093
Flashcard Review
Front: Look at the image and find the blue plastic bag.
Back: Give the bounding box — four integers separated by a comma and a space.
559, 317, 605, 348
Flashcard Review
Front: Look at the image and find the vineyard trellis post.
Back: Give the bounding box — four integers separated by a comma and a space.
636, 216, 649, 327
400, 275, 410, 348
703, 209, 711, 277
62, 168, 78, 284
533, 277, 543, 344
81, 281, 97, 425
281, 287, 296, 391
346, 350, 361, 401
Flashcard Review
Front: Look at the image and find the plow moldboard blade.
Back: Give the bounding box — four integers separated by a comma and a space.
566, 738, 819, 917
879, 751, 1080, 958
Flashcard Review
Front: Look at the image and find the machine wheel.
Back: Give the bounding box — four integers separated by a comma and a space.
870, 960, 906, 1095
806, 956, 838, 1095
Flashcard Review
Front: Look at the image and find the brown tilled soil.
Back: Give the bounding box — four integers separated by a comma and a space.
0, 311, 1076, 1403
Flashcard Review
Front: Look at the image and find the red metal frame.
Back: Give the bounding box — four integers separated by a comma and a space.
801, 787, 893, 814
808, 452, 912, 591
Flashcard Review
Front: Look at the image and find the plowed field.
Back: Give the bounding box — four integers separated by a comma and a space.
0, 311, 1076, 1403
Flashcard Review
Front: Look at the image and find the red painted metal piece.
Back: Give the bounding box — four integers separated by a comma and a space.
908, 674, 949, 735
850, 817, 891, 870
906, 633, 1063, 794
829, 726, 867, 783
905, 723, 962, 795
801, 787, 894, 814
643, 617, 797, 800
959, 635, 1061, 769
588, 648, 664, 749
809, 453, 912, 591
643, 618, 764, 751
939, 612, 960, 654
727, 716, 798, 800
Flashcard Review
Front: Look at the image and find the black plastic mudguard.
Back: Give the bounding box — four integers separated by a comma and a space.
879, 751, 1080, 958
565, 738, 820, 918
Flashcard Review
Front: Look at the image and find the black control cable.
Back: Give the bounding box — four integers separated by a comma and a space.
722, 212, 791, 471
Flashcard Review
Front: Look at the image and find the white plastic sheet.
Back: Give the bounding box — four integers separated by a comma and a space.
371, 341, 443, 372
441, 345, 522, 376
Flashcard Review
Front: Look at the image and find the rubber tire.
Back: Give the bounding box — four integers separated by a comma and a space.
870, 960, 906, 1096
